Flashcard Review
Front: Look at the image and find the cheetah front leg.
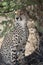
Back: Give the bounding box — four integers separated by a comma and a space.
10, 46, 19, 65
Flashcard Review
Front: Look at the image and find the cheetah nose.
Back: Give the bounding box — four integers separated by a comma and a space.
16, 17, 19, 20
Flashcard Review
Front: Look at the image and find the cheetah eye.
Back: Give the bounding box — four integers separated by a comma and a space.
16, 17, 19, 20
20, 17, 22, 21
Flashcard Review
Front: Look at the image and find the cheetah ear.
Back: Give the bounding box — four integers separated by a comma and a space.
15, 10, 24, 15
15, 10, 20, 15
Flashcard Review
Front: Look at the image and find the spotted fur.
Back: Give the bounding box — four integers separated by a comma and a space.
0, 13, 28, 65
